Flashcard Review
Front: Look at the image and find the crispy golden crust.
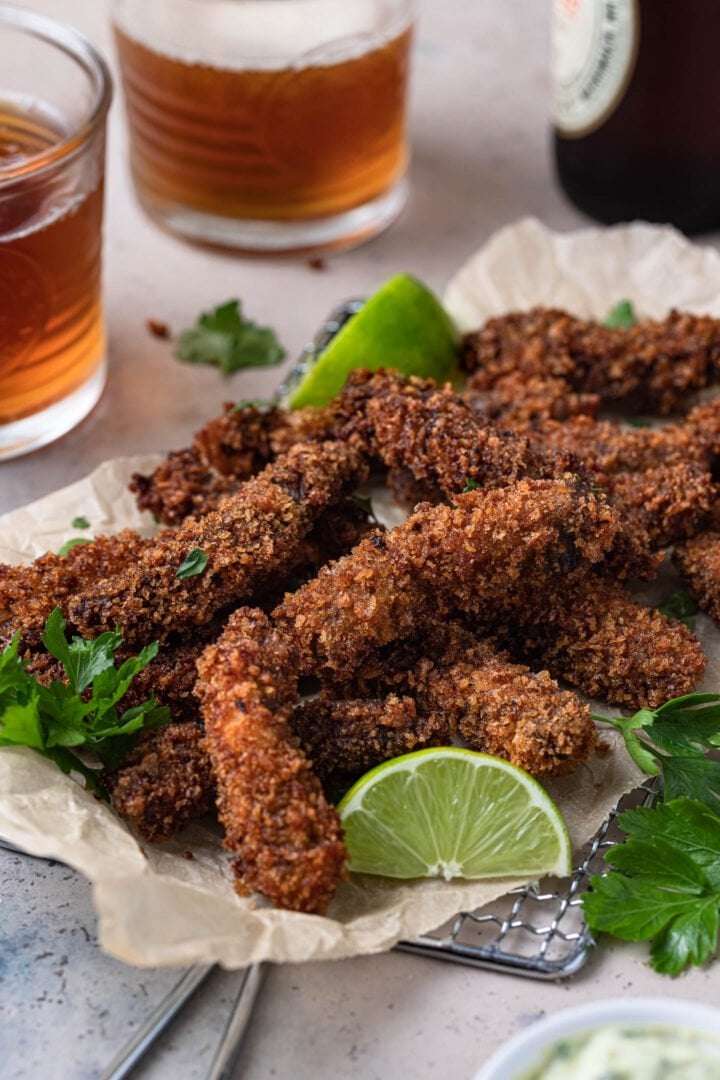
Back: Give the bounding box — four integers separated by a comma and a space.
274, 478, 619, 680
103, 722, 216, 842
65, 441, 366, 646
291, 693, 448, 786
196, 608, 347, 914
512, 578, 706, 708
462, 307, 720, 414
515, 415, 704, 478
674, 530, 720, 627
0, 530, 152, 648
336, 623, 596, 777
463, 370, 600, 424
130, 403, 334, 525
604, 463, 715, 549
334, 369, 564, 497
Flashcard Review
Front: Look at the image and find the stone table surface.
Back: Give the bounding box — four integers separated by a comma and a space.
2, 2, 720, 1079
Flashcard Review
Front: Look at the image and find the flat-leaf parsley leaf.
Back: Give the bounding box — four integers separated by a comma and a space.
176, 548, 209, 579
58, 537, 92, 556
176, 300, 285, 375
0, 609, 170, 796
603, 299, 637, 328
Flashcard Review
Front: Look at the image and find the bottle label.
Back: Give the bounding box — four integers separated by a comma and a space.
551, 0, 638, 137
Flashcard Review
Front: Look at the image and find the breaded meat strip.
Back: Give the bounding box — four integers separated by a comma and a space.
65, 441, 366, 646
131, 402, 333, 525
604, 462, 715, 549
334, 369, 563, 497
462, 307, 720, 414
103, 722, 216, 842
291, 693, 448, 787
0, 530, 151, 648
674, 531, 720, 627
335, 369, 659, 578
275, 478, 619, 680
511, 578, 707, 709
197, 608, 347, 914
337, 623, 597, 777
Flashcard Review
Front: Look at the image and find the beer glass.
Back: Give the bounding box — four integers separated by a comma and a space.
112, 0, 414, 254
0, 6, 111, 460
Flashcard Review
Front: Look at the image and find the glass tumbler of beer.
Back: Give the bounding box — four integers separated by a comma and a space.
112, 0, 414, 254
0, 6, 111, 461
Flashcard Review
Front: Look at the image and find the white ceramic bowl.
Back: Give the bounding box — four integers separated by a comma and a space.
474, 997, 720, 1080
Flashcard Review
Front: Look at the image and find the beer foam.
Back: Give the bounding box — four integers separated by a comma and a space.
113, 0, 412, 70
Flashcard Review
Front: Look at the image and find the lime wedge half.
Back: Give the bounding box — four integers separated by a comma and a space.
338, 748, 572, 881
287, 273, 460, 409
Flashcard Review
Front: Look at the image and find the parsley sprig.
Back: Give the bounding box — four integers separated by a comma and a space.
603, 299, 637, 328
584, 799, 720, 975
176, 300, 285, 375
593, 692, 720, 808
585, 692, 720, 972
0, 609, 170, 796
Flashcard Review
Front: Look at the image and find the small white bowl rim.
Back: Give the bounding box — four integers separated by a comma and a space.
474, 996, 720, 1080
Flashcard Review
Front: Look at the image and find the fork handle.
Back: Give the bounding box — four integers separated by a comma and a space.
205, 964, 265, 1080
99, 963, 215, 1080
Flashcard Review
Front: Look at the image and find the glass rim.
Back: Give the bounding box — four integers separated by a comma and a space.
0, 3, 112, 184
112, 0, 415, 68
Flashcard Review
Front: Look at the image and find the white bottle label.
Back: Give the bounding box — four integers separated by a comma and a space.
551, 0, 638, 137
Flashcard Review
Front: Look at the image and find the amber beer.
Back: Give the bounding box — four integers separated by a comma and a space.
0, 103, 104, 426
113, 0, 413, 251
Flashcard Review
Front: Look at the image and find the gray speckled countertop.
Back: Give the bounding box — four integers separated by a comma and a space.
3, 1, 720, 1078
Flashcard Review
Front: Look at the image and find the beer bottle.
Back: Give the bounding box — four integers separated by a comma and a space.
551, 0, 720, 233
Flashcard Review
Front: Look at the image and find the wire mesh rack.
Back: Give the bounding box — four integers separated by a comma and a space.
397, 782, 658, 980
285, 301, 655, 982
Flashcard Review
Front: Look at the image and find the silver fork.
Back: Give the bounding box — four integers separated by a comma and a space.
0, 837, 264, 1079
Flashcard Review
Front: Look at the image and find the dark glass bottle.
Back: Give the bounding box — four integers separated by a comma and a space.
551, 0, 720, 233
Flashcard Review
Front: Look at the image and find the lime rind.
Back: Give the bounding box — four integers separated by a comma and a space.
338, 748, 572, 882
287, 273, 460, 410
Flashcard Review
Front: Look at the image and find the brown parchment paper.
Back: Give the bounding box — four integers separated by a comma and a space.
1, 217, 717, 968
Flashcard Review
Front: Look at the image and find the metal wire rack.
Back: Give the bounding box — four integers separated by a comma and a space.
286, 301, 656, 982
398, 782, 658, 980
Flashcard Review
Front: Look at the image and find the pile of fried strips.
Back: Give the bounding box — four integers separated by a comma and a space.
5, 306, 720, 915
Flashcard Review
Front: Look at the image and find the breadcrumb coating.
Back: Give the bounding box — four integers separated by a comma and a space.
275, 477, 619, 680
65, 441, 366, 646
131, 402, 333, 525
462, 307, 720, 414
102, 722, 216, 842
511, 578, 706, 708
338, 623, 597, 777
291, 693, 448, 786
196, 608, 347, 914
334, 369, 565, 497
0, 530, 151, 648
674, 531, 720, 627
604, 462, 715, 549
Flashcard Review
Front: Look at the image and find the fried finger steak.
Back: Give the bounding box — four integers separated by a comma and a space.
511, 577, 706, 709
674, 531, 720, 627
334, 369, 561, 496
131, 402, 333, 525
103, 722, 216, 842
197, 608, 347, 914
65, 441, 366, 646
337, 623, 597, 777
462, 307, 720, 415
275, 478, 619, 680
291, 693, 448, 786
0, 530, 152, 648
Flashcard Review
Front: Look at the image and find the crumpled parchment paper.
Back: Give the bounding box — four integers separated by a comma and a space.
2, 216, 717, 968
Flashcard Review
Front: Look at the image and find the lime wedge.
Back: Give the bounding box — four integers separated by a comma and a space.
287, 273, 460, 409
338, 748, 571, 881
